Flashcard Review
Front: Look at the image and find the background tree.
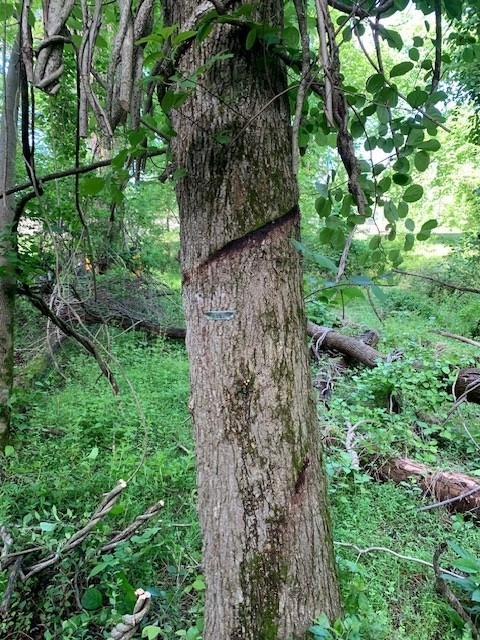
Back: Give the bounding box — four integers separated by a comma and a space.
0, 34, 20, 446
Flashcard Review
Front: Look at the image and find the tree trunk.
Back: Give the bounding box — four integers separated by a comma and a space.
161, 3, 342, 638
0, 35, 20, 448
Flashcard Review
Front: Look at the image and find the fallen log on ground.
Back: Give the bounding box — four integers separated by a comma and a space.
452, 367, 480, 405
374, 457, 480, 516
307, 321, 386, 368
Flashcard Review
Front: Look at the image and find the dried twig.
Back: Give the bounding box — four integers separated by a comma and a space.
433, 331, 480, 349
393, 269, 480, 295
418, 485, 480, 512
345, 420, 362, 469
334, 541, 459, 579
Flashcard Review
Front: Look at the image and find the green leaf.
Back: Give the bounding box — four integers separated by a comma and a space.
172, 168, 187, 180
384, 200, 398, 223
404, 233, 415, 251
245, 27, 257, 50
420, 219, 438, 232
405, 128, 424, 147
340, 194, 352, 216
142, 626, 164, 640
350, 119, 365, 138
377, 105, 390, 124
161, 90, 177, 114
371, 284, 387, 302
192, 576, 206, 591
349, 275, 372, 286
366, 73, 385, 94
80, 176, 105, 196
414, 150, 430, 172
389, 61, 414, 78
214, 133, 231, 144
406, 89, 428, 108
378, 176, 391, 193
282, 26, 299, 47
0, 2, 13, 20
427, 90, 447, 105
392, 173, 410, 185
4, 445, 14, 457
377, 86, 399, 107
397, 201, 409, 218
369, 235, 381, 250
388, 248, 401, 262
472, 588, 480, 602
88, 446, 99, 460
405, 218, 415, 231
393, 157, 410, 173
325, 215, 341, 229
408, 47, 420, 61
444, 0, 463, 19
196, 21, 214, 43
81, 587, 103, 611
417, 138, 440, 152
172, 30, 197, 45
340, 286, 365, 301
315, 196, 332, 218
402, 184, 424, 203
378, 26, 403, 50
362, 104, 377, 117
39, 522, 56, 532
291, 239, 337, 273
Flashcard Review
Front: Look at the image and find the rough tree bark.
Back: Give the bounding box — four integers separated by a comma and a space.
0, 35, 20, 448
161, 2, 342, 638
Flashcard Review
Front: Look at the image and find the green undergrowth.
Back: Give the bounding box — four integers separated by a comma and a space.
331, 478, 480, 639
3, 232, 480, 638
2, 334, 202, 639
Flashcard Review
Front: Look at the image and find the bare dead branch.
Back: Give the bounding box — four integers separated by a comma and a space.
432, 0, 442, 93
419, 485, 480, 512
433, 331, 480, 349
17, 284, 120, 394
334, 540, 459, 578
393, 269, 480, 295
0, 481, 129, 615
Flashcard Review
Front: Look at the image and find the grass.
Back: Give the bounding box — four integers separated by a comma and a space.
2, 233, 480, 638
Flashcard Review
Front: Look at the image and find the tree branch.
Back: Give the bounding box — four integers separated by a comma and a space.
393, 269, 480, 295
17, 284, 120, 394
0, 147, 166, 199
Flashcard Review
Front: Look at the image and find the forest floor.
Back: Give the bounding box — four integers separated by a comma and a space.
2, 232, 480, 639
